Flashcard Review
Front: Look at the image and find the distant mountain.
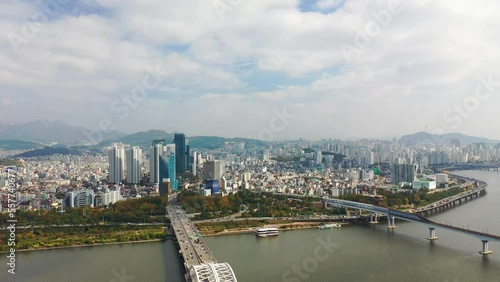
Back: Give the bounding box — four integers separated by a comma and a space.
1, 120, 267, 150
99, 130, 268, 149
399, 132, 498, 145
12, 146, 83, 158
98, 130, 175, 148
0, 140, 44, 150
189, 136, 267, 149
0, 120, 126, 145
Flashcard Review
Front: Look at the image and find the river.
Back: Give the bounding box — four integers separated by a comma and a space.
2, 171, 500, 282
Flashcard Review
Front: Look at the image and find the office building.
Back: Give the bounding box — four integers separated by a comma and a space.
159, 152, 179, 192
204, 160, 222, 180
160, 179, 171, 196
64, 189, 95, 208
174, 133, 189, 174
412, 179, 437, 190
205, 179, 220, 195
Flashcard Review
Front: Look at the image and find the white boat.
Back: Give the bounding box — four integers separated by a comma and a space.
255, 227, 279, 237
318, 223, 341, 230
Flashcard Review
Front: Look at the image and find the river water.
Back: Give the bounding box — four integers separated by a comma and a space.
2, 171, 500, 282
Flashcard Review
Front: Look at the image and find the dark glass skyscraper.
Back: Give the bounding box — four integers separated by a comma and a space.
174, 133, 189, 174
159, 153, 178, 192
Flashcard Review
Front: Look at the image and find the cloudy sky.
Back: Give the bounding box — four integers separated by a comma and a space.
2, 0, 500, 140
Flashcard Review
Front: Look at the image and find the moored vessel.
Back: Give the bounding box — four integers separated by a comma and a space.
255, 227, 279, 237
318, 223, 341, 230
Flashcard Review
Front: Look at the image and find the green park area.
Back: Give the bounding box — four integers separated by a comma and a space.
339, 186, 467, 209
0, 196, 169, 251
0, 225, 166, 252
177, 190, 345, 220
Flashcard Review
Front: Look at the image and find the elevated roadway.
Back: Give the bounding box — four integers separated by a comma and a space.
167, 196, 237, 282
324, 193, 500, 255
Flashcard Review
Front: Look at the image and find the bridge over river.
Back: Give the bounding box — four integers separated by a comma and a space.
324, 178, 499, 255
168, 196, 237, 282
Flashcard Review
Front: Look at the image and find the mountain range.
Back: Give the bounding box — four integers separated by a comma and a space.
0, 120, 126, 145
1, 121, 498, 152
98, 130, 267, 149
0, 121, 266, 151
398, 132, 498, 145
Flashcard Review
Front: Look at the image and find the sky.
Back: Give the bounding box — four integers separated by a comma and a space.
2, 0, 500, 140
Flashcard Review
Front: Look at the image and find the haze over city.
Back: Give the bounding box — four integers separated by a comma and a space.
3, 0, 500, 140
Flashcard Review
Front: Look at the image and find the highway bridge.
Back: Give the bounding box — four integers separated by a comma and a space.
432, 163, 500, 172
167, 196, 237, 282
323, 188, 500, 255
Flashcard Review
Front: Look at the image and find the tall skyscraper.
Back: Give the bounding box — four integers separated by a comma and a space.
150, 140, 165, 184
108, 143, 125, 183
126, 146, 142, 184
174, 133, 189, 174
160, 152, 178, 192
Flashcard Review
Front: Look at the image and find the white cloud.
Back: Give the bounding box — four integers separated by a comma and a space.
315, 0, 344, 11
2, 0, 500, 140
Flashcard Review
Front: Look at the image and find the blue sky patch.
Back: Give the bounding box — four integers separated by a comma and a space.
299, 0, 345, 14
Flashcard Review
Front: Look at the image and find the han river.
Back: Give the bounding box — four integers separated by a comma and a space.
2, 171, 500, 282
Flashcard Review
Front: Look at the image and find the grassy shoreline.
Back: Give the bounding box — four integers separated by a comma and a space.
0, 222, 342, 253
0, 238, 168, 254
0, 225, 167, 253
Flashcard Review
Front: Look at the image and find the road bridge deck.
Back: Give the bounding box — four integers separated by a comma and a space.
168, 196, 237, 282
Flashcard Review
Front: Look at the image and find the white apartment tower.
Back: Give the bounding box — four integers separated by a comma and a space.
126, 146, 142, 184
108, 143, 125, 183
150, 143, 165, 184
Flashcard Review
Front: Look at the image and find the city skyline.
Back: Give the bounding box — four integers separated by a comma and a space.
3, 1, 500, 140
4, 1, 500, 281
1, 119, 500, 143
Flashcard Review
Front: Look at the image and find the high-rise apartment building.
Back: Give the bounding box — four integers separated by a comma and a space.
191, 150, 197, 176
108, 143, 125, 183
150, 140, 165, 184
391, 163, 417, 184
126, 146, 142, 184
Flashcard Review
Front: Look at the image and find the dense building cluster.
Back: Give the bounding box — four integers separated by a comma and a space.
1, 136, 499, 212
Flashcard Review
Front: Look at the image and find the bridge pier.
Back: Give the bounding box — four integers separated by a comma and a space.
369, 213, 378, 224
479, 240, 493, 255
386, 216, 396, 229
427, 227, 438, 241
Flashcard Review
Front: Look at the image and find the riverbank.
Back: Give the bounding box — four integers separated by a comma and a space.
0, 222, 344, 253
197, 221, 348, 237
0, 238, 166, 254
0, 225, 166, 253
